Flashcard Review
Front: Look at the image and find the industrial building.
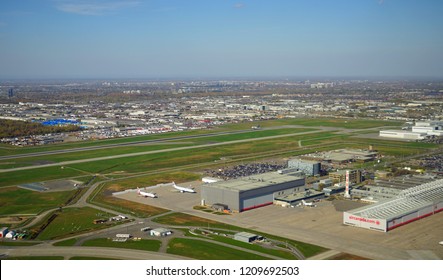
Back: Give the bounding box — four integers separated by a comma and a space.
201, 172, 305, 212
234, 232, 262, 243
301, 149, 377, 164
379, 130, 426, 140
343, 179, 443, 232
287, 159, 321, 176
351, 175, 436, 202
150, 228, 172, 237
380, 121, 443, 140
412, 121, 443, 136
273, 189, 324, 207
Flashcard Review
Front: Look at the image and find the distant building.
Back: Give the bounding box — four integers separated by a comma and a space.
329, 169, 362, 184
379, 130, 426, 140
287, 159, 321, 176
412, 121, 443, 136
8, 88, 13, 98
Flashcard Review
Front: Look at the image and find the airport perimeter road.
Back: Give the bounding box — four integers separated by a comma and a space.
0, 130, 323, 173
0, 245, 189, 260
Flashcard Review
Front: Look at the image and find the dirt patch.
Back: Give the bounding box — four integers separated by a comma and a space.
0, 216, 28, 224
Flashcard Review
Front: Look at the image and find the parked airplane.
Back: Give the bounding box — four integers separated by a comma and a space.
302, 199, 316, 207
137, 187, 157, 198
172, 182, 196, 193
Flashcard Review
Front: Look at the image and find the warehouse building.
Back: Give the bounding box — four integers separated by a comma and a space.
287, 159, 321, 176
379, 130, 426, 140
234, 232, 262, 243
343, 179, 443, 232
201, 172, 305, 212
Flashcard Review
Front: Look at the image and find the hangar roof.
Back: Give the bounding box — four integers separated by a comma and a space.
205, 172, 305, 192
347, 179, 443, 221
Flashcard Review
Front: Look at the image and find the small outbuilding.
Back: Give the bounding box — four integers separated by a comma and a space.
5, 230, 16, 239
234, 232, 262, 243
0, 227, 8, 238
150, 228, 172, 237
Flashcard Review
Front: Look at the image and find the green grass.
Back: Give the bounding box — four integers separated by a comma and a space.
0, 117, 398, 157
154, 212, 328, 258
0, 166, 85, 188
82, 238, 161, 252
0, 128, 314, 170
0, 187, 78, 215
0, 241, 41, 246
152, 212, 241, 230
53, 238, 78, 246
210, 235, 297, 259
35, 207, 120, 240
167, 238, 271, 260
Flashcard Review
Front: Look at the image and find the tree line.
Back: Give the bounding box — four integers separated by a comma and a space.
0, 119, 81, 138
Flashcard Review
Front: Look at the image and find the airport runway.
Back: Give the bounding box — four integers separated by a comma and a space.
0, 129, 324, 173
0, 126, 314, 161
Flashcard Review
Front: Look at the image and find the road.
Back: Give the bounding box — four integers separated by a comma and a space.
0, 244, 188, 260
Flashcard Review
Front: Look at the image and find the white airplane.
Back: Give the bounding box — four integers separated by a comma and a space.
302, 200, 316, 207
137, 187, 157, 198
172, 182, 196, 193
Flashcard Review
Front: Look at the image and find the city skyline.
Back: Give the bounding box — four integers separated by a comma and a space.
1, 0, 443, 79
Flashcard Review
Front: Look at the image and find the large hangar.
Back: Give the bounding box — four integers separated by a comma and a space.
201, 172, 305, 212
344, 179, 443, 232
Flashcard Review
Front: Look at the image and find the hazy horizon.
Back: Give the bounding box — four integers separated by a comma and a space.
1, 0, 443, 80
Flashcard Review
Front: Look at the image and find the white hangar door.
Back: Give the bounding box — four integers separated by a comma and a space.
241, 194, 273, 211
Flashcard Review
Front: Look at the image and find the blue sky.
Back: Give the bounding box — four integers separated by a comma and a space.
1, 0, 442, 79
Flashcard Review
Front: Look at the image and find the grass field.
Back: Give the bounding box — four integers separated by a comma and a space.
167, 238, 271, 260
0, 241, 41, 246
82, 238, 161, 252
0, 187, 78, 215
35, 207, 120, 240
0, 117, 401, 157
209, 235, 298, 259
152, 212, 237, 229
0, 166, 85, 188
0, 127, 315, 170
153, 212, 328, 258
